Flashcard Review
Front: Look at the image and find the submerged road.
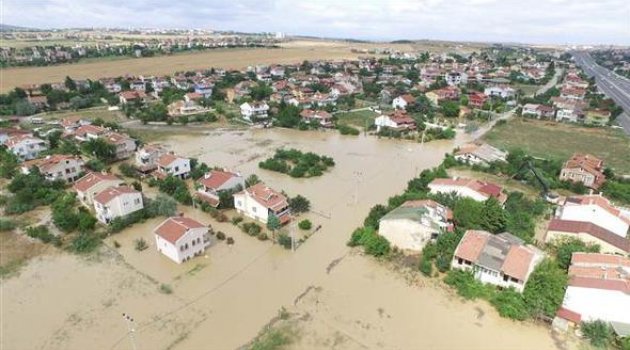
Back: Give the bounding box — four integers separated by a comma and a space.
572, 51, 630, 135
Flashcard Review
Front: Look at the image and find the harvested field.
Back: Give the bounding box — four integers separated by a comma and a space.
0, 46, 364, 92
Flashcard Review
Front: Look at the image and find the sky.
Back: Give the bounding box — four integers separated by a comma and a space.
2, 0, 629, 45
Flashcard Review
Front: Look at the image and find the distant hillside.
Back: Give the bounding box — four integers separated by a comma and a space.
0, 24, 39, 32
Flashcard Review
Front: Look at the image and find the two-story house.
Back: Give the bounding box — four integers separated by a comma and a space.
240, 102, 270, 121
154, 216, 211, 264
5, 135, 48, 161
21, 154, 84, 182
155, 153, 191, 179
196, 170, 245, 207
73, 172, 124, 206
233, 183, 291, 224
93, 186, 143, 224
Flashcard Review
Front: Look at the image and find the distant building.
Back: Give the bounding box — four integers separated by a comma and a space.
374, 110, 417, 132
379, 200, 453, 251
154, 217, 211, 264
392, 94, 415, 109
452, 230, 544, 293
21, 154, 84, 182
240, 102, 270, 121
454, 142, 507, 166
428, 177, 508, 204
196, 170, 245, 208
559, 153, 606, 189
5, 135, 48, 161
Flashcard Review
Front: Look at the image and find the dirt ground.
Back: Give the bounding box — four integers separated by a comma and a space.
1, 127, 578, 350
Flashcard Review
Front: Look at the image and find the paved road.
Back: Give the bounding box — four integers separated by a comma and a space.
534, 68, 563, 96
572, 51, 630, 135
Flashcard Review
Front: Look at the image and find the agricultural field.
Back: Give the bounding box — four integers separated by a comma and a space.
483, 118, 630, 174
0, 46, 365, 93
335, 109, 378, 129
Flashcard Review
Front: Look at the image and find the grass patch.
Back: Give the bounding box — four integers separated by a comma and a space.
483, 118, 630, 174
335, 109, 377, 128
0, 258, 27, 279
249, 325, 296, 350
159, 283, 173, 294
259, 148, 335, 178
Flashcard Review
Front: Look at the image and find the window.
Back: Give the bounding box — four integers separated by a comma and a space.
503, 274, 509, 282
134, 198, 140, 205
192, 240, 196, 246
252, 207, 257, 213
237, 201, 242, 207
458, 258, 463, 265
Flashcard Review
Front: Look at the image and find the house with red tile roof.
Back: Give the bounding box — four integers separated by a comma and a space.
554, 253, 630, 335
378, 200, 453, 251
135, 144, 167, 173
451, 230, 544, 293
73, 124, 107, 142
118, 90, 147, 105
196, 170, 245, 208
233, 183, 290, 224
300, 109, 334, 128
374, 110, 417, 132
93, 186, 143, 224
102, 132, 137, 160
155, 153, 191, 179
468, 92, 487, 109
428, 177, 508, 204
154, 216, 210, 263
73, 171, 124, 206
392, 94, 416, 109
4, 134, 48, 161
559, 153, 606, 189
555, 194, 630, 238
21, 154, 84, 182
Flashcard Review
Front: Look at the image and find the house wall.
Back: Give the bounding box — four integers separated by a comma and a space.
559, 205, 629, 238
156, 227, 208, 263
545, 230, 628, 255
560, 169, 595, 187
378, 219, 434, 251
562, 287, 630, 325
10, 140, 48, 160
95, 192, 143, 224
234, 193, 270, 224
160, 158, 191, 178
392, 97, 407, 109
451, 258, 527, 293
428, 184, 488, 202
454, 154, 485, 166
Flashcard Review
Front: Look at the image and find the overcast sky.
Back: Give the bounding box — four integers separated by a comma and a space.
3, 0, 629, 45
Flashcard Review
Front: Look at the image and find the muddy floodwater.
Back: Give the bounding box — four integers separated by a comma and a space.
2, 128, 575, 349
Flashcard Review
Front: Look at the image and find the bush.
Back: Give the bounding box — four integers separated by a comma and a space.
289, 195, 310, 213
419, 257, 433, 276
337, 124, 360, 135
113, 240, 121, 248
347, 227, 390, 257
134, 238, 148, 251
277, 233, 292, 249
298, 219, 312, 230
119, 163, 139, 178
159, 284, 173, 294
26, 225, 61, 246
444, 270, 493, 300
554, 237, 600, 270
216, 231, 226, 240
0, 219, 16, 232
231, 216, 244, 225
226, 237, 235, 245
490, 289, 530, 321
70, 231, 101, 253
581, 320, 614, 348
241, 222, 262, 236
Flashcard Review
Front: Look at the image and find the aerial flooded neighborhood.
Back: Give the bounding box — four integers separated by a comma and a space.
1, 1, 629, 350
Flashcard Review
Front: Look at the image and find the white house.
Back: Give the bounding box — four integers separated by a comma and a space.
445, 71, 468, 86
454, 142, 508, 166
379, 200, 453, 251
392, 94, 415, 109
93, 186, 143, 224
196, 170, 245, 207
554, 253, 630, 336
102, 132, 137, 160
135, 144, 167, 173
556, 195, 630, 238
21, 154, 84, 182
484, 86, 515, 99
556, 107, 583, 123
233, 183, 290, 224
154, 216, 210, 264
155, 153, 191, 179
73, 172, 124, 206
452, 230, 544, 293
5, 135, 48, 161
428, 177, 508, 204
240, 102, 270, 121
374, 111, 417, 132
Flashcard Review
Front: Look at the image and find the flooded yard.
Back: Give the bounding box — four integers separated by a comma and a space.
1, 128, 575, 349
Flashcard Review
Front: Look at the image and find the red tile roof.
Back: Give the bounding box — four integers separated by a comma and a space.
429, 177, 507, 203
94, 186, 140, 205
556, 307, 582, 323
154, 217, 206, 244
73, 172, 121, 192
547, 219, 630, 253
199, 170, 240, 190
75, 124, 106, 137
22, 154, 83, 173
571, 252, 630, 267
502, 245, 535, 281
156, 153, 180, 168
237, 183, 288, 211
454, 230, 489, 262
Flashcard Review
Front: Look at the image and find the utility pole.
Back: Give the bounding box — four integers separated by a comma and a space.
353, 171, 363, 205
122, 313, 137, 350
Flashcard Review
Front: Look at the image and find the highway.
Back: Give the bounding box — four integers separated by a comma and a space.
572, 51, 630, 135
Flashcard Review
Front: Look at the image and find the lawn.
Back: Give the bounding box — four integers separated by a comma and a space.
38, 107, 127, 123
483, 118, 630, 174
511, 83, 541, 97
335, 109, 378, 129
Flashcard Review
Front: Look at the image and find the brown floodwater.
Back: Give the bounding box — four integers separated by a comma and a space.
1, 128, 575, 350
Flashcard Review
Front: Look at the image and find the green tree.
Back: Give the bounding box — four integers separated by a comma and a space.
491, 289, 529, 321
523, 259, 568, 318
581, 320, 614, 348
554, 237, 600, 270
480, 197, 507, 233
267, 214, 281, 232
245, 174, 261, 187
82, 138, 116, 162
65, 76, 77, 91
453, 198, 484, 229
440, 101, 460, 118
298, 219, 312, 230
288, 195, 310, 213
